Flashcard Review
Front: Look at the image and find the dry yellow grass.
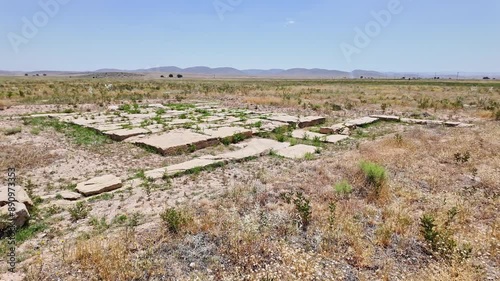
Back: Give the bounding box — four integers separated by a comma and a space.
3, 77, 498, 280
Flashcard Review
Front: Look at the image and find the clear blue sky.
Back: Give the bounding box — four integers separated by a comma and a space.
0, 0, 499, 72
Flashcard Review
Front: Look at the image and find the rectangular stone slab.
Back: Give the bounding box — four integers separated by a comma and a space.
298, 116, 326, 128
319, 124, 345, 134
325, 134, 349, 143
202, 138, 290, 161
76, 175, 122, 196
127, 130, 218, 155
93, 123, 129, 132
370, 115, 400, 121
291, 129, 326, 140
203, 126, 253, 140
266, 114, 299, 124
104, 128, 149, 141
344, 117, 379, 127
145, 158, 223, 180
444, 121, 461, 127
276, 144, 318, 159
291, 129, 348, 143
401, 118, 444, 125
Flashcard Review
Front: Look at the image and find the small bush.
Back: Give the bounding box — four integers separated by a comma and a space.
454, 151, 470, 164
160, 207, 188, 234
334, 180, 353, 195
281, 192, 312, 231
420, 212, 472, 261
4, 127, 22, 135
360, 161, 387, 189
494, 109, 500, 121
68, 202, 92, 222
303, 152, 315, 160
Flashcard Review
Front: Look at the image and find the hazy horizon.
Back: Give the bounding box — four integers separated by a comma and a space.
1, 0, 499, 73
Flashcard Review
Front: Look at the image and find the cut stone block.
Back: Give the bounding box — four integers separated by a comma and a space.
401, 118, 444, 125
259, 121, 289, 133
145, 158, 223, 180
30, 113, 74, 118
76, 175, 123, 196
344, 117, 379, 127
93, 123, 128, 132
276, 144, 318, 159
203, 126, 253, 141
170, 119, 194, 126
202, 138, 290, 161
291, 129, 349, 143
0, 186, 33, 207
0, 202, 29, 230
148, 104, 165, 108
267, 114, 299, 124
456, 123, 474, 128
298, 116, 326, 128
204, 116, 226, 123
319, 124, 345, 134
127, 130, 218, 155
370, 115, 400, 121
325, 134, 349, 143
104, 128, 149, 141
291, 129, 325, 140
59, 191, 82, 201
444, 121, 461, 127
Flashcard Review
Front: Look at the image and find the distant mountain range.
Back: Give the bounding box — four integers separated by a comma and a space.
1, 67, 499, 79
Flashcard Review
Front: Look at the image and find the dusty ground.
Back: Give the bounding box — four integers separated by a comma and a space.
0, 78, 499, 281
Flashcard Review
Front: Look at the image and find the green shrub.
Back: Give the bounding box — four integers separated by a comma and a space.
4, 127, 22, 135
454, 151, 470, 164
280, 192, 312, 231
334, 180, 353, 195
360, 161, 387, 188
68, 202, 92, 222
420, 212, 472, 261
160, 207, 188, 234
494, 109, 500, 121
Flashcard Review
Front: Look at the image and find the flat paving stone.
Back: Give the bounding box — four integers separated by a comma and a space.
203, 126, 253, 140
444, 121, 462, 127
276, 144, 318, 159
267, 114, 299, 124
291, 129, 325, 140
325, 134, 349, 143
291, 129, 349, 143
0, 186, 33, 207
92, 123, 128, 132
169, 119, 194, 126
320, 123, 345, 134
370, 115, 400, 121
344, 117, 379, 127
59, 191, 82, 201
401, 118, 444, 125
104, 128, 149, 141
126, 130, 218, 155
145, 158, 223, 180
202, 138, 290, 161
76, 175, 123, 196
298, 116, 326, 128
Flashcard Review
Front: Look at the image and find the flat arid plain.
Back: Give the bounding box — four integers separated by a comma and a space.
0, 77, 499, 280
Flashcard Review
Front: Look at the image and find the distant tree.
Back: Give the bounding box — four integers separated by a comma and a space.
360, 76, 364, 79
36, 74, 39, 76
24, 73, 28, 76
43, 73, 47, 76
160, 75, 165, 78
177, 74, 183, 78
169, 74, 174, 78
483, 77, 490, 80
